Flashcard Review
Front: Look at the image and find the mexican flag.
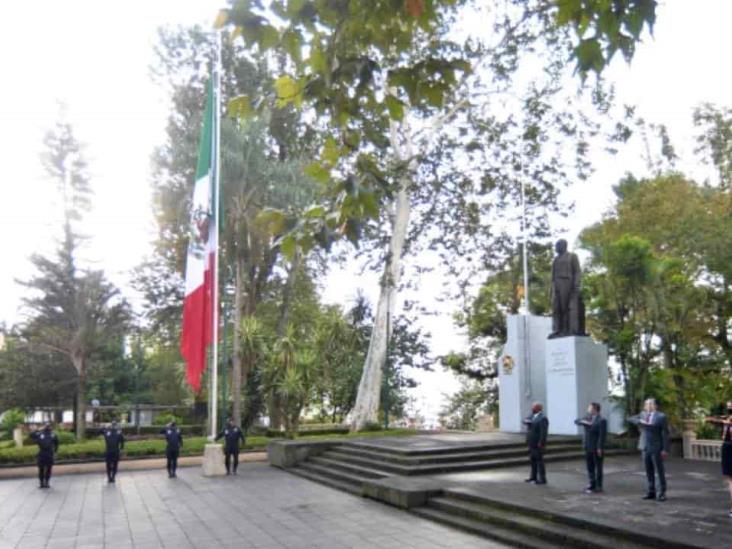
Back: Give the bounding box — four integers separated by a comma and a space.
180, 80, 217, 392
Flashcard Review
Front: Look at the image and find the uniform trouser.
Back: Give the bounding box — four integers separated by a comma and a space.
225, 450, 240, 473
106, 451, 120, 480
166, 450, 179, 476
644, 450, 666, 494
529, 448, 546, 481
585, 451, 603, 489
37, 453, 53, 486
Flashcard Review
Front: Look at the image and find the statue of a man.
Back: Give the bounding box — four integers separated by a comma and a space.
549, 239, 585, 338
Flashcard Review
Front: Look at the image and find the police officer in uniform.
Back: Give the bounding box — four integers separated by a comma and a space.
216, 418, 246, 475
102, 421, 125, 483
160, 421, 183, 478
30, 423, 59, 488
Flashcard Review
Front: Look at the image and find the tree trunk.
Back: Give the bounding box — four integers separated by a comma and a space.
74, 356, 86, 440
231, 259, 244, 426
350, 115, 413, 432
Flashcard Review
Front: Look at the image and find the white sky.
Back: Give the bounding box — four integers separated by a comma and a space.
1, 1, 730, 424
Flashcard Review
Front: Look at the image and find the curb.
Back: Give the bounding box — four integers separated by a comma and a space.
0, 451, 268, 479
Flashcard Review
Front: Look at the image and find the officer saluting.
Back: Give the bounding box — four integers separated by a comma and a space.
30, 423, 59, 488
216, 418, 246, 475
102, 421, 125, 483
160, 421, 183, 478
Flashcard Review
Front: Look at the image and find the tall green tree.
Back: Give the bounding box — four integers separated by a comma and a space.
19, 120, 129, 439
218, 0, 654, 430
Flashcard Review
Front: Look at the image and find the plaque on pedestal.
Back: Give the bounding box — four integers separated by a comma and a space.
545, 336, 608, 435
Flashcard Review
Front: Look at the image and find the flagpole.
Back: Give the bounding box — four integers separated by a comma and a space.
210, 30, 222, 440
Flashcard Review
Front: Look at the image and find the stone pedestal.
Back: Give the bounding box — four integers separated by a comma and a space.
202, 443, 227, 476
545, 336, 609, 435
13, 427, 23, 448
498, 314, 553, 433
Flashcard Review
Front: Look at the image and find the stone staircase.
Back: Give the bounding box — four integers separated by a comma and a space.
289, 437, 619, 494
412, 489, 697, 549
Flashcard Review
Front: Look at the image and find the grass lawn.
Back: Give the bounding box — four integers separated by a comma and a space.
0, 429, 420, 465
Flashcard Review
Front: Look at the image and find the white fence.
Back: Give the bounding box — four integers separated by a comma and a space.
684, 437, 722, 461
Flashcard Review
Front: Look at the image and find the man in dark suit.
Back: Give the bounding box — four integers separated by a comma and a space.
575, 402, 607, 493
523, 402, 549, 484
628, 397, 670, 501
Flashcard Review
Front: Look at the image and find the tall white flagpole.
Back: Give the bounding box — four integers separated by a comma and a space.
210, 30, 222, 439
520, 173, 530, 314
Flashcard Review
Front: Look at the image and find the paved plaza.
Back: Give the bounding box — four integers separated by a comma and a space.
0, 462, 503, 549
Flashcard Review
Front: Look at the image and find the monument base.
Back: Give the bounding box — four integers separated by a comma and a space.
202, 443, 227, 476
545, 336, 609, 435
498, 314, 553, 433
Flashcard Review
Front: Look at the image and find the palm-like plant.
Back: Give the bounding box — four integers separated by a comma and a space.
265, 328, 315, 438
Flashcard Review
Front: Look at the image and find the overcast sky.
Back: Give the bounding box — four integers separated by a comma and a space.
1, 1, 730, 423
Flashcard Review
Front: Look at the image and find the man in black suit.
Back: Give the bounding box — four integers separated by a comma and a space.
628, 397, 670, 501
523, 402, 549, 484
575, 402, 607, 493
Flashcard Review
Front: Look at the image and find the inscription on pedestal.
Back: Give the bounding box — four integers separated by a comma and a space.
548, 347, 573, 376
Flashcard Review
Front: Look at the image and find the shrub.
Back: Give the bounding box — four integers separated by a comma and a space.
56, 430, 77, 444
696, 421, 721, 440
360, 421, 384, 432
1, 409, 26, 432
153, 412, 182, 426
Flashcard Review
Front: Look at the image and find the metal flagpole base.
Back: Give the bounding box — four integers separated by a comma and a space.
202, 443, 227, 476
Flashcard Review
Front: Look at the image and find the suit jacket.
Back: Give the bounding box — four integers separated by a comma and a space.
524, 412, 549, 449
574, 414, 607, 452
628, 411, 670, 453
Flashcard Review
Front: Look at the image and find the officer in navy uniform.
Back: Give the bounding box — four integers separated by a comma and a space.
30, 423, 59, 488
160, 421, 183, 478
216, 417, 246, 475
102, 421, 125, 483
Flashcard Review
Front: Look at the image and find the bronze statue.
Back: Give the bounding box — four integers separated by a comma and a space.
549, 239, 586, 338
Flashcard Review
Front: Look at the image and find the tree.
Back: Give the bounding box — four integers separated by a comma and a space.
438, 379, 488, 431
264, 327, 315, 438
18, 120, 129, 439
217, 0, 654, 430
141, 26, 318, 428
580, 173, 729, 424
19, 232, 129, 439
0, 331, 77, 412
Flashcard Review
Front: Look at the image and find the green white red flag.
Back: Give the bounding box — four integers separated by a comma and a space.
180, 80, 217, 392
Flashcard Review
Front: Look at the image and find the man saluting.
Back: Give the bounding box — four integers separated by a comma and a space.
30, 423, 59, 489
102, 420, 125, 483
216, 417, 246, 475
160, 421, 183, 478
523, 402, 549, 485
628, 397, 670, 501
575, 402, 607, 493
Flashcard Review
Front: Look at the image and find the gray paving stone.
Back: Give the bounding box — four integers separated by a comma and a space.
0, 463, 500, 549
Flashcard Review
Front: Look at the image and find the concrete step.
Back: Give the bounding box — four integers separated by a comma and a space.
298, 461, 370, 487
411, 506, 567, 549
426, 496, 650, 549
288, 464, 362, 495
441, 489, 697, 549
346, 437, 581, 457
322, 448, 629, 476
334, 443, 584, 465
308, 455, 389, 480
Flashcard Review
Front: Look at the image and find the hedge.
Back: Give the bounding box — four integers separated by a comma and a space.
0, 435, 273, 465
